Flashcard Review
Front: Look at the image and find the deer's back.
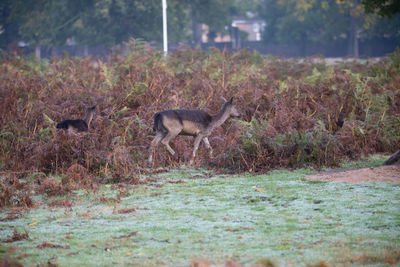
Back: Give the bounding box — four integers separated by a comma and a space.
56, 119, 88, 132
155, 109, 212, 136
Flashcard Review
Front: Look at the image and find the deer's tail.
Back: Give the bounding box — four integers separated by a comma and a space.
153, 112, 167, 133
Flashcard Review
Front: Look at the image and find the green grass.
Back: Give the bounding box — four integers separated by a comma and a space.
327, 154, 388, 170
1, 164, 399, 266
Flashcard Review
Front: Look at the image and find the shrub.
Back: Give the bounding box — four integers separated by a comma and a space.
0, 42, 399, 177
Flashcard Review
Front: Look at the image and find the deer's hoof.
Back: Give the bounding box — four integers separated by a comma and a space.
189, 159, 195, 166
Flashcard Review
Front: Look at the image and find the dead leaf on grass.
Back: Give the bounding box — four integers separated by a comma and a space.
225, 260, 242, 267
117, 208, 136, 214
0, 255, 23, 267
48, 199, 73, 208
148, 169, 169, 175
80, 212, 91, 217
225, 228, 240, 232
99, 196, 121, 204
37, 242, 70, 249
3, 229, 29, 243
255, 258, 276, 267
225, 227, 254, 232
351, 255, 361, 262
191, 258, 211, 267
114, 231, 138, 239
307, 261, 330, 267
47, 260, 58, 267
0, 213, 21, 221
165, 180, 186, 184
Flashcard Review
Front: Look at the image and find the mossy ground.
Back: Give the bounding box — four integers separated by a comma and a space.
1, 158, 399, 266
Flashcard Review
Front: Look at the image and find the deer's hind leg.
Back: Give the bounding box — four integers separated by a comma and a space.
161, 129, 180, 156
190, 134, 205, 165
202, 137, 213, 158
148, 131, 166, 164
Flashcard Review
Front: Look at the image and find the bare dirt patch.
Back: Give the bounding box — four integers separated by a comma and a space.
307, 165, 400, 183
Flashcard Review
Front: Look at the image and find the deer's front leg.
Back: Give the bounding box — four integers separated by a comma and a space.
202, 137, 213, 159
67, 127, 79, 136
190, 135, 203, 165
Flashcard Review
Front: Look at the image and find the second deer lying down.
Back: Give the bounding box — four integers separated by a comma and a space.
56, 105, 96, 134
148, 97, 240, 165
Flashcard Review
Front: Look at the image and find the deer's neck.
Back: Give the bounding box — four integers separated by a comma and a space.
210, 106, 230, 131
83, 112, 94, 128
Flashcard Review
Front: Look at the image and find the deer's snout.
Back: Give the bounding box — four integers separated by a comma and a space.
231, 110, 241, 118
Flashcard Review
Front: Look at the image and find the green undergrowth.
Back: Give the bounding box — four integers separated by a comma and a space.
1, 161, 399, 266
324, 153, 388, 170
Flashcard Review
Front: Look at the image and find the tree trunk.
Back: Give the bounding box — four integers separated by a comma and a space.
191, 16, 202, 48
348, 0, 359, 57
84, 45, 89, 56
300, 33, 307, 57
35, 45, 41, 59
232, 26, 239, 49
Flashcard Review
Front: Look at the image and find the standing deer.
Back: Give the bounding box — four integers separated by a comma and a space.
148, 97, 240, 165
56, 105, 96, 134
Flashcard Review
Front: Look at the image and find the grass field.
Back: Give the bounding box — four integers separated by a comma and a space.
1, 157, 399, 266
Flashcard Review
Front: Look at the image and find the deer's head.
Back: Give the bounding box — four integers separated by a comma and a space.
222, 97, 240, 118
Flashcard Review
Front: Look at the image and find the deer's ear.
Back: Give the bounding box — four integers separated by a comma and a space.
220, 97, 227, 103
229, 97, 233, 103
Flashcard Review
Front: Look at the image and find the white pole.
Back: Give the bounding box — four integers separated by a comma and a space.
162, 0, 168, 56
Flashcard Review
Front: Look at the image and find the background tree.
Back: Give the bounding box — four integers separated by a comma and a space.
259, 0, 350, 55
183, 0, 233, 46
7, 0, 80, 56
0, 0, 20, 50
1, 0, 398, 57
362, 0, 400, 17
2, 0, 241, 51
74, 0, 162, 46
259, 0, 399, 57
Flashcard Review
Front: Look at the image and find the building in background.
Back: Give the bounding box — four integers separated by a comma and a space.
231, 19, 266, 41
202, 18, 266, 44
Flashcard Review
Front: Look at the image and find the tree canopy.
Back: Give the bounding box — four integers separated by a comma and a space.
1, 0, 243, 49
0, 0, 399, 54
258, 0, 400, 56
362, 0, 400, 17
